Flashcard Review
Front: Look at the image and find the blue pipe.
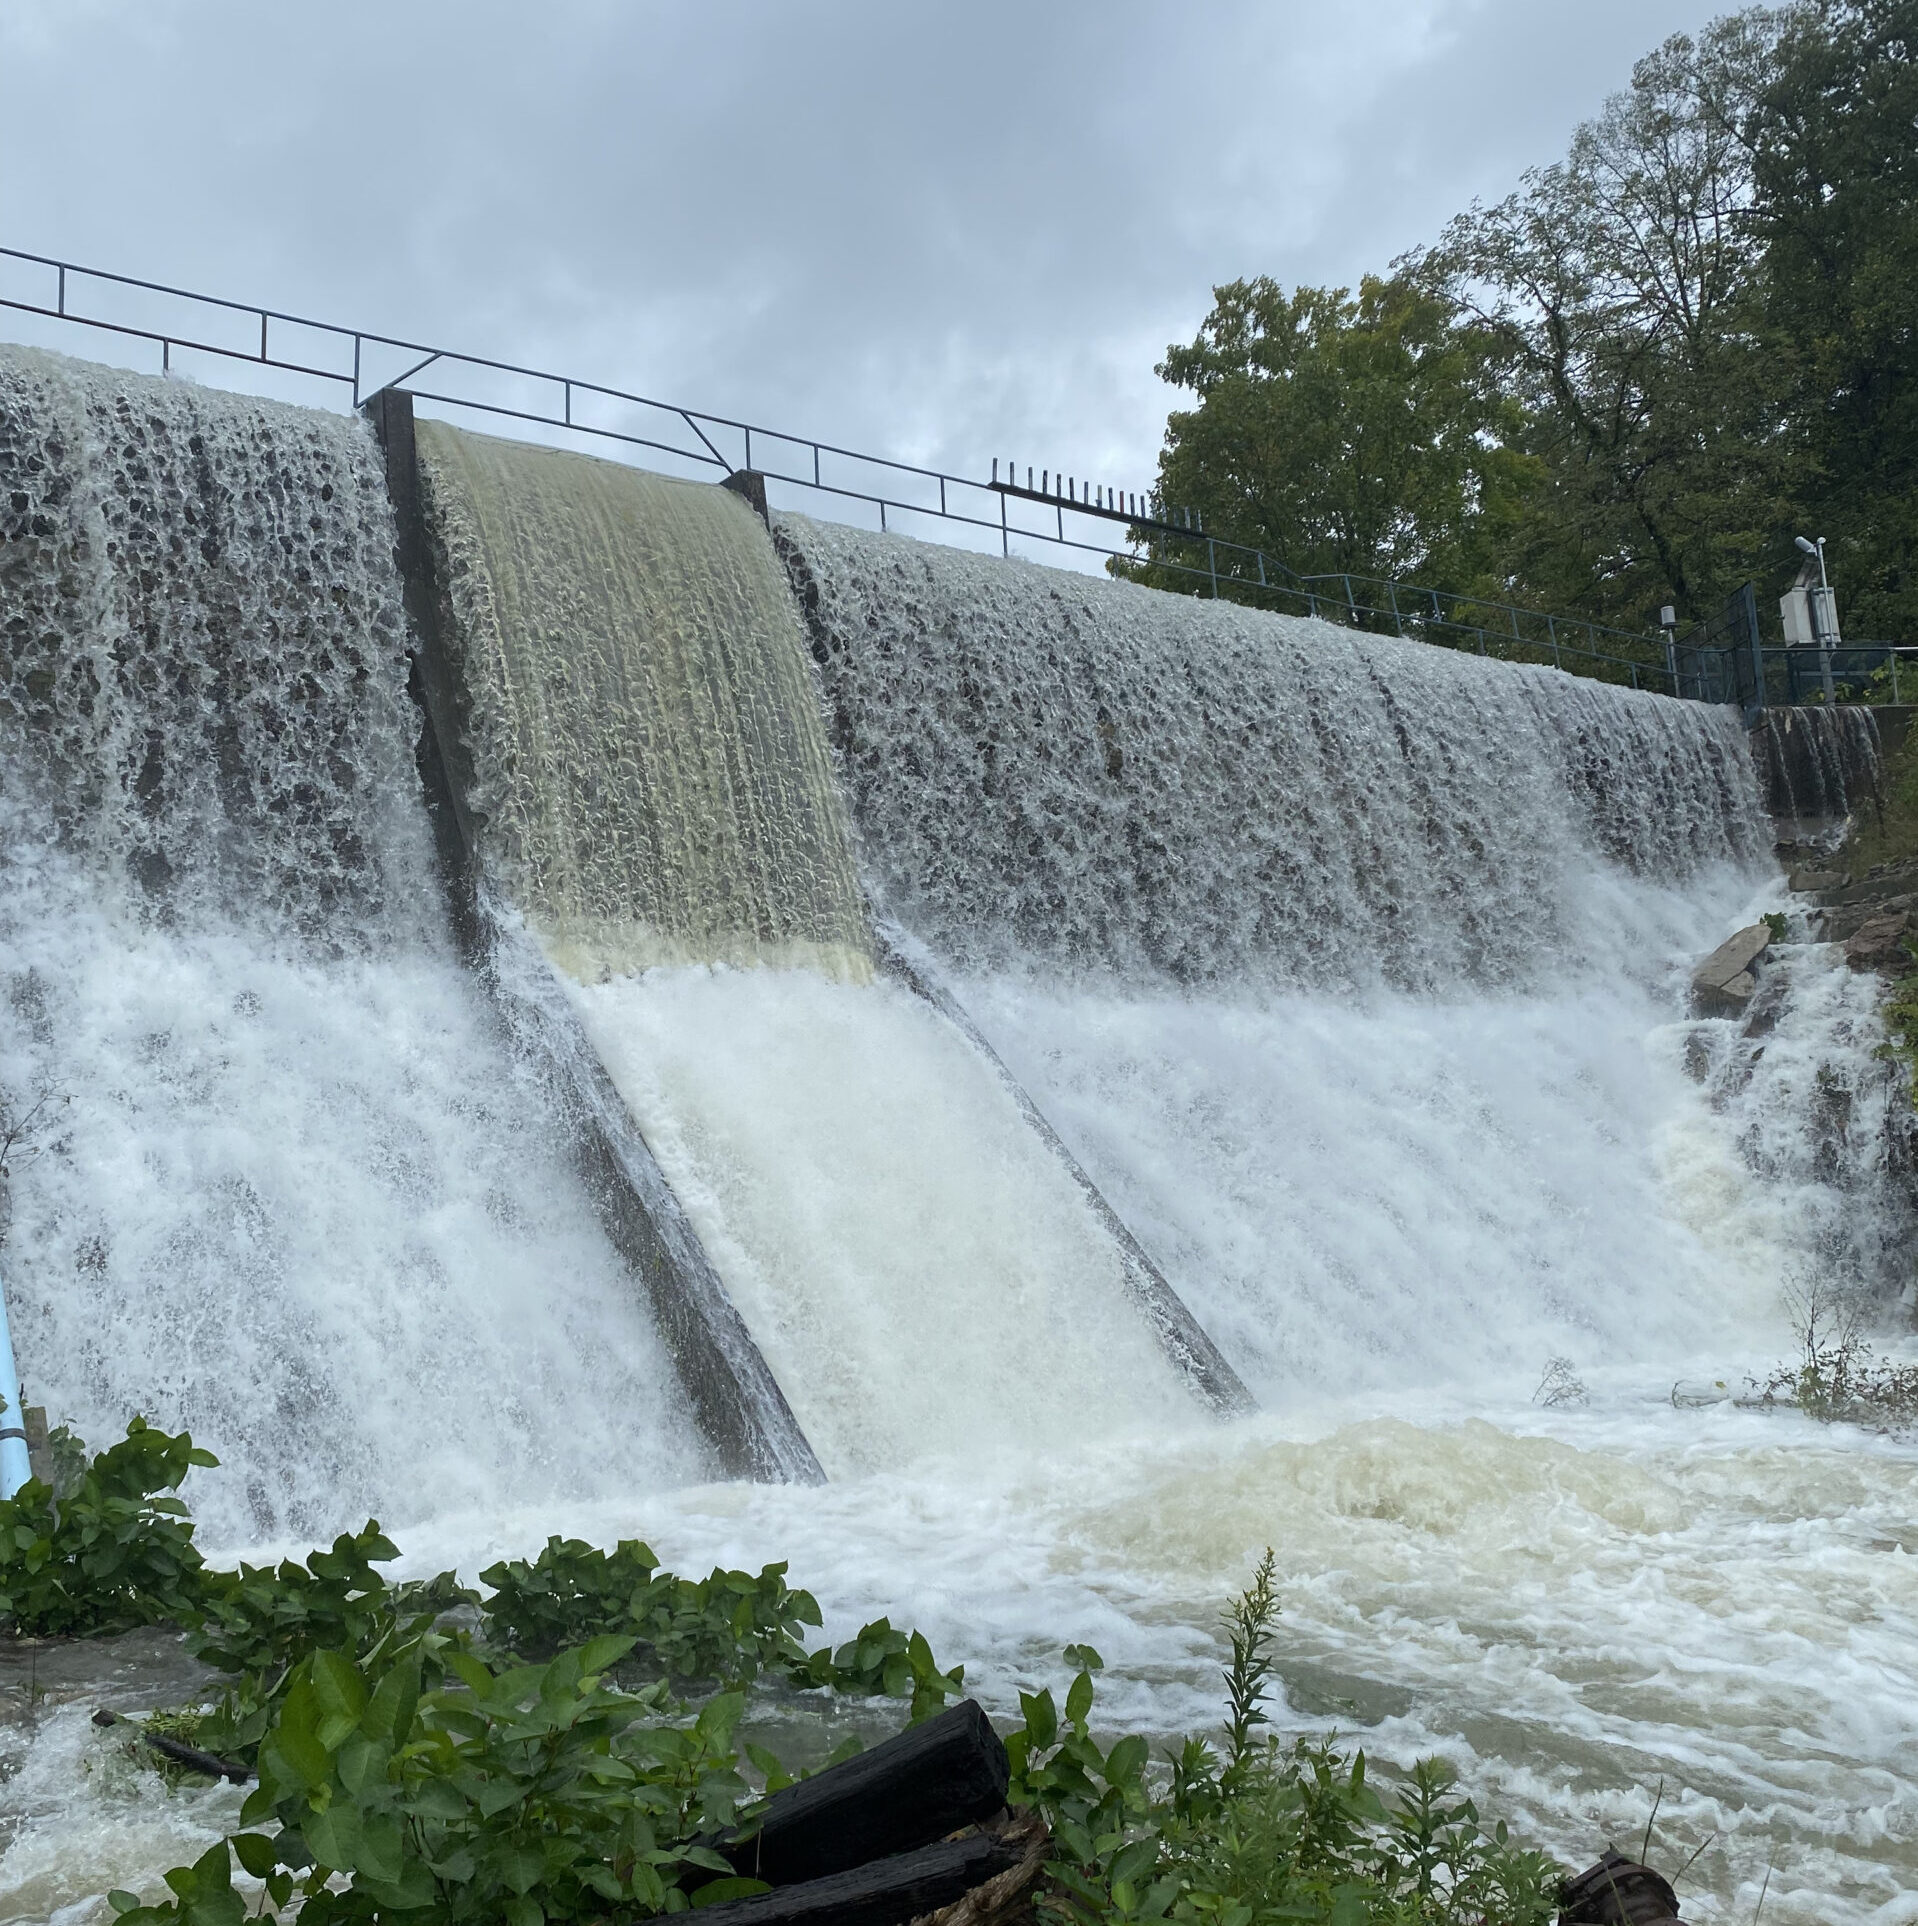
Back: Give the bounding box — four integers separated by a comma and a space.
0, 1265, 31, 1498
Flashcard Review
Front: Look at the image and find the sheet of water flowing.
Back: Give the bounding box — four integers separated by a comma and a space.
564, 963, 1197, 1477
775, 514, 1766, 987
0, 347, 702, 1542
413, 423, 871, 979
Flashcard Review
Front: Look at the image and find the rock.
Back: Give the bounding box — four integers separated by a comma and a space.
1844, 909, 1912, 974
1821, 892, 1918, 943
1821, 863, 1918, 907
1691, 925, 1770, 1015
1788, 865, 1847, 892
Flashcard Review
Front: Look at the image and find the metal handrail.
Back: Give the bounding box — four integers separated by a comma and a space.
0, 244, 1674, 693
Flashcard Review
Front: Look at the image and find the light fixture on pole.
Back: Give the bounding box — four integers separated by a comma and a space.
1783, 534, 1839, 702
1659, 604, 1679, 696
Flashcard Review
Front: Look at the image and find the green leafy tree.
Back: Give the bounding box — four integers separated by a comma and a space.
1132, 272, 1530, 599
1428, 15, 1789, 629
1748, 0, 1918, 642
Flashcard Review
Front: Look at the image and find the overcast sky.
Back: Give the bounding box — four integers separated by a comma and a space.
2, 0, 1732, 502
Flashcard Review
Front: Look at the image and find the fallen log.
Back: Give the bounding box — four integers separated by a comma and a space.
722, 1698, 1009, 1886
1558, 1846, 1682, 1923
911, 1812, 1050, 1926
92, 1708, 249, 1783
692, 1833, 1021, 1926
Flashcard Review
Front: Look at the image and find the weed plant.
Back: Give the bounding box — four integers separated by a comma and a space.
1754, 1279, 1918, 1432
1, 1422, 1566, 1924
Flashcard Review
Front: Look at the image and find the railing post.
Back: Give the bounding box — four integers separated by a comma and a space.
1744, 583, 1766, 713
1207, 537, 1218, 598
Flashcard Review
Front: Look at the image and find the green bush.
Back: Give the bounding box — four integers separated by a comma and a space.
109, 1639, 757, 1926
1008, 1555, 1562, 1925
480, 1536, 819, 1686
0, 1417, 214, 1636
478, 1536, 966, 1716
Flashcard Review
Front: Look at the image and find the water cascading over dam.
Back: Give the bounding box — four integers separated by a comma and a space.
411, 421, 875, 982
773, 516, 1855, 1395
409, 424, 1205, 1474
0, 347, 706, 1544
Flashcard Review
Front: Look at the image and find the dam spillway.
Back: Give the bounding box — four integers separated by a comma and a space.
3, 343, 1916, 1922
412, 420, 873, 981
404, 415, 1225, 1470
0, 345, 706, 1542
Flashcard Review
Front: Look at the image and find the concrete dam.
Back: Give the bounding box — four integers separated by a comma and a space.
4, 343, 1915, 1920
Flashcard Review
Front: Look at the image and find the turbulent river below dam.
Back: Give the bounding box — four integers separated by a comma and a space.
0, 347, 1914, 1924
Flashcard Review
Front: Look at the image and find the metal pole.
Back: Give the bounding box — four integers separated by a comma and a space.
1816, 536, 1836, 703
0, 1268, 31, 1497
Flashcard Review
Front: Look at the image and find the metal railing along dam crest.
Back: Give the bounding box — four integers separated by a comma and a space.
0, 243, 1862, 707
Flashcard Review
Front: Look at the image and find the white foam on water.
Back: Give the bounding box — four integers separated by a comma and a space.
365, 1387, 1916, 1926
946, 912, 1791, 1406
0, 834, 708, 1549
564, 962, 1198, 1477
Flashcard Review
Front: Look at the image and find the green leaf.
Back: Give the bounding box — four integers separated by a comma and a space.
1066, 1669, 1095, 1730
1020, 1687, 1058, 1752
1107, 1836, 1159, 1887
303, 1798, 365, 1873
502, 1843, 546, 1894
363, 1655, 421, 1745
576, 1631, 638, 1676
744, 1741, 793, 1793
227, 1834, 279, 1879
356, 1811, 407, 1887
1105, 1733, 1149, 1786
693, 1877, 773, 1906
260, 1683, 331, 1792
309, 1650, 368, 1748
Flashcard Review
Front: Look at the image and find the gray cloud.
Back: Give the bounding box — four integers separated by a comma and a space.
2, 0, 1731, 496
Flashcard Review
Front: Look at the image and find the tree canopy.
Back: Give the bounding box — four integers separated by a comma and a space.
1133, 1, 1917, 643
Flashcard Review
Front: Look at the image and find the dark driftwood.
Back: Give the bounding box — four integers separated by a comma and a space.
1558, 1848, 1682, 1924
92, 1708, 249, 1783
724, 1699, 1010, 1887
691, 1834, 1020, 1926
